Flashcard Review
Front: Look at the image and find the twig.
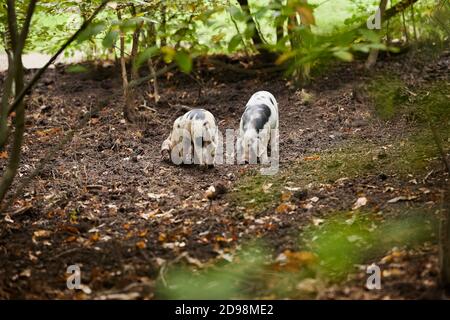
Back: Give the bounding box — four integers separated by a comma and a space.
128, 63, 177, 88
167, 102, 192, 113
207, 58, 282, 74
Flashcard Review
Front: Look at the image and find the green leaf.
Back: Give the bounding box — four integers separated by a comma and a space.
333, 50, 353, 62
66, 64, 89, 73
359, 29, 381, 43
175, 51, 192, 73
228, 5, 247, 21
228, 34, 242, 52
135, 46, 159, 70
77, 22, 106, 43
102, 30, 119, 48
161, 46, 176, 63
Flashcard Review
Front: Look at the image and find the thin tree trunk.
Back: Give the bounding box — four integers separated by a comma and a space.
160, 2, 167, 47
7, 0, 109, 117
410, 4, 418, 41
275, 0, 285, 43
0, 55, 25, 205
147, 59, 160, 104
117, 9, 135, 123
229, 9, 251, 56
401, 10, 410, 44
365, 0, 388, 69
237, 0, 264, 47
0, 0, 33, 206
0, 52, 14, 149
130, 4, 142, 80
0, 0, 109, 209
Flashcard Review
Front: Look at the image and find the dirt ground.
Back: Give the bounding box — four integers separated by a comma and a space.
0, 47, 449, 299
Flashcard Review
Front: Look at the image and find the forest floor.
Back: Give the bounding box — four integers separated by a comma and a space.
0, 45, 449, 299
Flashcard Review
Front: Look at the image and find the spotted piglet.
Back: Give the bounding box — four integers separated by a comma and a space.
161, 109, 217, 165
237, 91, 279, 164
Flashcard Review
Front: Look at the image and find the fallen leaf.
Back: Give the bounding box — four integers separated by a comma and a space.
90, 117, 99, 125
65, 235, 78, 243
136, 241, 147, 249
20, 269, 32, 278
382, 268, 405, 277
90, 233, 100, 242
280, 191, 292, 202
304, 155, 320, 161
158, 233, 167, 242
387, 195, 418, 203
352, 196, 368, 210
275, 203, 296, 214
4, 214, 14, 223
33, 230, 51, 238
35, 127, 61, 137
263, 183, 273, 193
0, 151, 8, 159
312, 218, 324, 226
296, 278, 320, 294
275, 250, 318, 272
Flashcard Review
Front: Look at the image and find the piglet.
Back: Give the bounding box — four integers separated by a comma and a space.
237, 91, 279, 164
161, 109, 217, 165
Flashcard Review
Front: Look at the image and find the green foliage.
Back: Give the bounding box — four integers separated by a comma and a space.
65, 64, 89, 73
1, 0, 447, 81
302, 211, 436, 279
157, 243, 266, 299
174, 50, 192, 73
156, 211, 436, 298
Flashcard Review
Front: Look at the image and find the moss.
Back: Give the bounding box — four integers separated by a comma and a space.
366, 75, 408, 120
413, 82, 450, 124
367, 76, 450, 124
232, 172, 285, 212
231, 130, 448, 212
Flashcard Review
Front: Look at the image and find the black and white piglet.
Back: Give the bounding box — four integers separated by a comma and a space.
161, 109, 217, 165
237, 91, 279, 164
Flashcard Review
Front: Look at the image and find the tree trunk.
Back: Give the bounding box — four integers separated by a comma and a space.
117, 9, 136, 123
275, 0, 285, 43
160, 2, 167, 47
0, 51, 14, 149
237, 0, 264, 47
410, 4, 418, 41
0, 0, 34, 206
365, 0, 388, 69
0, 0, 108, 209
401, 10, 410, 44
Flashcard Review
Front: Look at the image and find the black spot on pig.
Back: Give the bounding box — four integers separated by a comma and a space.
187, 109, 206, 120
243, 104, 271, 131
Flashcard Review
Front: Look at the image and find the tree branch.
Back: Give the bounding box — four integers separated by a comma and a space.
7, 0, 110, 117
